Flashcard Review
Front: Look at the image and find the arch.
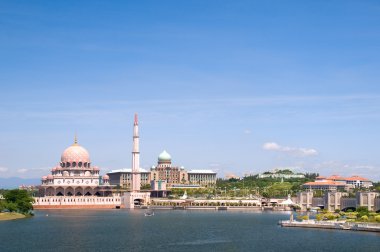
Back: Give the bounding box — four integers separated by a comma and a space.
134, 198, 144, 206
84, 187, 93, 196
95, 191, 101, 196
63, 171, 69, 176
76, 191, 82, 196
66, 187, 74, 196
78, 162, 82, 167
72, 162, 77, 167
342, 207, 356, 212
56, 187, 64, 196
46, 187, 55, 196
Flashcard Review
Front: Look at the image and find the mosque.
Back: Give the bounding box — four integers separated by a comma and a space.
33, 137, 122, 209
33, 114, 149, 209
38, 136, 113, 197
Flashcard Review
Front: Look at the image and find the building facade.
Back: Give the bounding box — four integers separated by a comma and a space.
108, 150, 217, 189
297, 191, 380, 211
187, 170, 217, 187
33, 137, 121, 209
108, 168, 151, 189
38, 137, 113, 197
302, 174, 373, 191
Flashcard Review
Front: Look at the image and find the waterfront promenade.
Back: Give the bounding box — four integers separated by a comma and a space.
280, 219, 380, 233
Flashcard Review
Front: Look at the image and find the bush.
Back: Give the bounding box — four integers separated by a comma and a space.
361, 215, 369, 221
375, 215, 380, 223
326, 214, 337, 220
316, 214, 323, 221
297, 215, 309, 221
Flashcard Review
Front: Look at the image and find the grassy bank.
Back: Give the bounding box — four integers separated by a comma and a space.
0, 212, 27, 221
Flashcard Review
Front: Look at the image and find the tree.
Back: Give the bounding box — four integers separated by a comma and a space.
4, 189, 34, 214
356, 206, 369, 218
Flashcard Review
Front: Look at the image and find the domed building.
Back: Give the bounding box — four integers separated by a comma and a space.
150, 150, 187, 186
34, 137, 121, 209
109, 150, 217, 189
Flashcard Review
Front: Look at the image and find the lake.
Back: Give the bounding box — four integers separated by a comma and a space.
1, 209, 379, 251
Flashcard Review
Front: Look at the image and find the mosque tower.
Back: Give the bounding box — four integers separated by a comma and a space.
131, 113, 141, 192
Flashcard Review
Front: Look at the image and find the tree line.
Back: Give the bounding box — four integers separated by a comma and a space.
0, 189, 34, 215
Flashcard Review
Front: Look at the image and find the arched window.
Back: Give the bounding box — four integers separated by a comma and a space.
78, 162, 82, 167
72, 162, 76, 167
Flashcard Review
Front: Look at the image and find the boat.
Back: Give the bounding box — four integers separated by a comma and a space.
340, 223, 351, 230
144, 211, 154, 217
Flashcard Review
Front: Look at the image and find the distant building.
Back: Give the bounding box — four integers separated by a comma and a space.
302, 174, 373, 191
297, 191, 380, 211
187, 170, 217, 187
150, 151, 188, 186
107, 168, 151, 189
108, 150, 217, 188
258, 169, 305, 179
302, 181, 347, 191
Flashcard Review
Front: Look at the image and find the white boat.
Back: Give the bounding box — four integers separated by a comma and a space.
144, 211, 154, 217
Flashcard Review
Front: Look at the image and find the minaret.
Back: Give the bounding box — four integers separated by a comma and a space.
131, 113, 141, 192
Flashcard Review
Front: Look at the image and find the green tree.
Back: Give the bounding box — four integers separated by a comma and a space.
356, 206, 369, 218
4, 189, 34, 214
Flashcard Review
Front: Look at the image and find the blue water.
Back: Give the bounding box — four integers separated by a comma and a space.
1, 210, 379, 251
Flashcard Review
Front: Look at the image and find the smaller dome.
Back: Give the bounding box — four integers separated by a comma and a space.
158, 150, 171, 162
93, 166, 100, 171
42, 176, 47, 180
102, 175, 109, 180
47, 175, 53, 180
52, 167, 56, 172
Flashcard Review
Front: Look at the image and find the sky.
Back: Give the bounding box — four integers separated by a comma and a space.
0, 0, 380, 181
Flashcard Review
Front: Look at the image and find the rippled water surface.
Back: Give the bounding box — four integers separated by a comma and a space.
1, 209, 379, 251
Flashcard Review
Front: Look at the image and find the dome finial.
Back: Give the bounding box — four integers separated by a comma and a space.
74, 133, 78, 145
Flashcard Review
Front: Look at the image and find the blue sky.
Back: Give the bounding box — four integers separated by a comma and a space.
1, 0, 380, 180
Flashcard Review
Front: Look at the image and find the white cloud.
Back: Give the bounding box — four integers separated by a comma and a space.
17, 168, 28, 173
0, 167, 9, 172
262, 142, 318, 157
263, 142, 281, 151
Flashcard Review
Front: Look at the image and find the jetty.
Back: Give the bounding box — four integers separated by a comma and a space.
280, 219, 380, 233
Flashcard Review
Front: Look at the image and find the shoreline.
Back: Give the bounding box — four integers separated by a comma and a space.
280, 219, 380, 233
0, 212, 28, 221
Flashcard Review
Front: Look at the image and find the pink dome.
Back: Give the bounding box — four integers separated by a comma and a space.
102, 175, 109, 180
61, 144, 90, 164
93, 166, 100, 171
52, 167, 56, 172
42, 176, 47, 180
47, 174, 53, 180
